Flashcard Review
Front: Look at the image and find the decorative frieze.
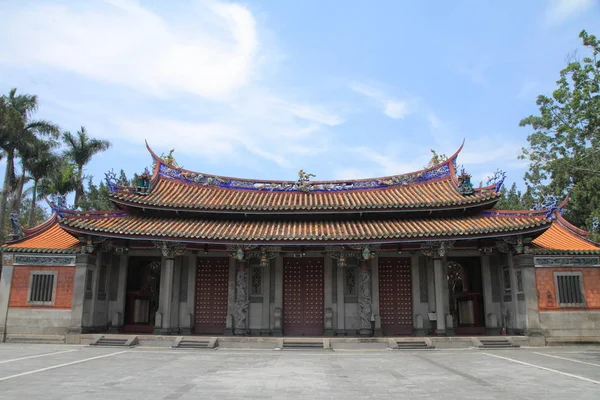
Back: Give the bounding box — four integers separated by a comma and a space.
2, 254, 13, 266
420, 241, 455, 258
153, 241, 187, 258
158, 155, 454, 193
13, 255, 76, 266
534, 256, 600, 267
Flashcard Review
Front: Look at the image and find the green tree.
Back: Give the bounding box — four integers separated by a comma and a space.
39, 158, 78, 198
0, 88, 59, 243
78, 178, 114, 211
23, 138, 59, 227
62, 126, 111, 208
519, 29, 600, 229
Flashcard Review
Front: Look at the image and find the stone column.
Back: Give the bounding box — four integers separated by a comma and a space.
426, 258, 436, 314
153, 241, 186, 335
85, 255, 102, 331
513, 254, 543, 341
433, 258, 446, 335
261, 260, 271, 335
371, 256, 382, 336
225, 257, 237, 336
358, 260, 373, 337
336, 261, 345, 335
480, 254, 499, 334
234, 261, 249, 335
155, 257, 174, 334
170, 257, 181, 331
183, 255, 196, 335
0, 254, 15, 342
110, 255, 128, 333
68, 254, 96, 343
272, 255, 283, 336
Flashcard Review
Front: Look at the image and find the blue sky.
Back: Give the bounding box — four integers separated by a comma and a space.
1, 0, 599, 197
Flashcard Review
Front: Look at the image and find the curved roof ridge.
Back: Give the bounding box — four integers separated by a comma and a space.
555, 211, 596, 241
21, 212, 58, 236
145, 140, 466, 188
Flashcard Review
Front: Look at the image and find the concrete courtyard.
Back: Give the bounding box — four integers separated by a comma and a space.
0, 344, 599, 399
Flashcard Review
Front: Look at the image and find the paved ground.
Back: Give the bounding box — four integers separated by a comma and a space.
0, 344, 599, 399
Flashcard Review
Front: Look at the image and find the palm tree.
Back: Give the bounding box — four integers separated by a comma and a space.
24, 138, 59, 227
62, 127, 111, 208
0, 88, 59, 243
39, 158, 78, 199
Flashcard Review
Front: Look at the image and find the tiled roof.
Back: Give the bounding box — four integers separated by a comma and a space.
531, 220, 600, 254
59, 212, 550, 244
111, 176, 500, 213
107, 142, 502, 213
2, 220, 80, 253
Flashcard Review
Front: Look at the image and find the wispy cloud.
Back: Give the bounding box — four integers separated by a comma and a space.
0, 0, 259, 100
349, 82, 415, 119
0, 0, 345, 174
545, 0, 596, 25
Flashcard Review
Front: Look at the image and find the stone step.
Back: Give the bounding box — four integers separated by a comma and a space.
282, 341, 324, 349
394, 341, 433, 350
5, 336, 65, 344
178, 340, 210, 349
95, 339, 128, 346
479, 339, 519, 349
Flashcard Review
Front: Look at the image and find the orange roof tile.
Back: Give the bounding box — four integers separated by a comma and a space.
107, 141, 502, 213
111, 176, 500, 213
532, 222, 600, 254
59, 212, 550, 245
2, 222, 80, 253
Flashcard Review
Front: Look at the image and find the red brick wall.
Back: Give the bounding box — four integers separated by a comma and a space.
536, 267, 600, 310
9, 265, 75, 309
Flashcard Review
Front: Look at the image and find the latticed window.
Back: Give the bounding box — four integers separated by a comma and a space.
555, 272, 585, 307
251, 267, 262, 295
345, 267, 356, 296
28, 272, 56, 305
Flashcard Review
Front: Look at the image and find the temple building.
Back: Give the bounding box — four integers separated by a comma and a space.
1, 143, 599, 345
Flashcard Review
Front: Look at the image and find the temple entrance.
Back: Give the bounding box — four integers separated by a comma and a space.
283, 257, 324, 336
447, 257, 485, 335
194, 257, 229, 334
379, 257, 413, 335
124, 257, 161, 333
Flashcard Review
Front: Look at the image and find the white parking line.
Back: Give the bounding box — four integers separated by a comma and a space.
482, 352, 600, 385
0, 349, 78, 364
0, 350, 128, 382
534, 352, 600, 367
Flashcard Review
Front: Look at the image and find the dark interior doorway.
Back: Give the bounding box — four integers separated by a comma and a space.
124, 256, 161, 333
447, 257, 485, 335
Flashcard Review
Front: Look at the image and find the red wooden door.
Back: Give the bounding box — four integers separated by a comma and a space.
283, 257, 324, 336
379, 257, 413, 335
195, 258, 229, 334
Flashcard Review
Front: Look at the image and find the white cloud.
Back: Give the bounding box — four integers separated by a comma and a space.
349, 82, 415, 119
0, 0, 258, 100
0, 0, 346, 173
545, 0, 596, 25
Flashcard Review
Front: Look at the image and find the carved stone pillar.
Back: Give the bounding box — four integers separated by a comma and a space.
153, 241, 186, 335
358, 260, 373, 337
421, 241, 454, 336
234, 261, 249, 335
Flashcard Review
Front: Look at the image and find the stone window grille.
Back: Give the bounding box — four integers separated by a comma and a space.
85, 269, 94, 300
502, 267, 511, 294
554, 272, 585, 307
28, 271, 56, 305
97, 265, 107, 300
345, 267, 356, 296
251, 267, 262, 296
516, 270, 524, 294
